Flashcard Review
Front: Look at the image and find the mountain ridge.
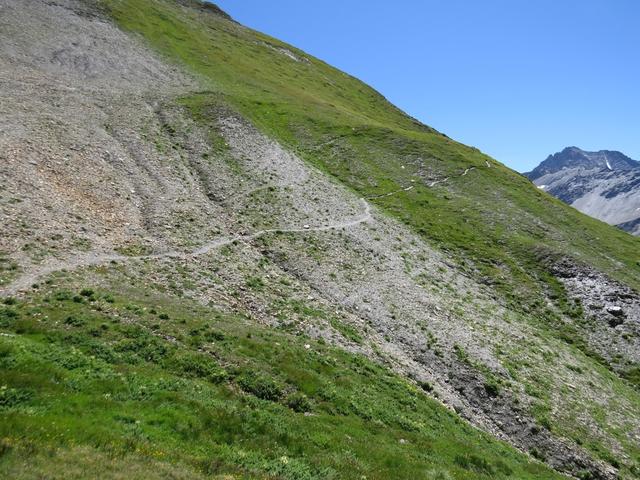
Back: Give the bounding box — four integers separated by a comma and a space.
526, 146, 640, 180
526, 147, 640, 234
1, 1, 639, 478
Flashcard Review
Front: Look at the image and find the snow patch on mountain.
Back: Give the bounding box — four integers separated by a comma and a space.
525, 147, 640, 235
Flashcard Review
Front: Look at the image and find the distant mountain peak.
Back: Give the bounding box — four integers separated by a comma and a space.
526, 147, 639, 180
525, 147, 640, 235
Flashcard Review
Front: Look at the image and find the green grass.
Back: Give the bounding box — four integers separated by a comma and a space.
90, 1, 640, 474
99, 0, 640, 320
0, 285, 564, 479
0, 251, 20, 287
5, 1, 635, 477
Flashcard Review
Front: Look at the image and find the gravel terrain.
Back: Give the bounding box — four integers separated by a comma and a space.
1, 2, 638, 478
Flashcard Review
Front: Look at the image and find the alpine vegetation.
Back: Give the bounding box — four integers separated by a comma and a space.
0, 1, 638, 479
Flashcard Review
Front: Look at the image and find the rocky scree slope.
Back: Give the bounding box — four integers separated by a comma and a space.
0, 1, 639, 479
526, 147, 640, 235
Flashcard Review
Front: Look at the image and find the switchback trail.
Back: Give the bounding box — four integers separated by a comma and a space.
371, 162, 483, 193
2, 159, 484, 297
1, 199, 372, 296
367, 185, 414, 199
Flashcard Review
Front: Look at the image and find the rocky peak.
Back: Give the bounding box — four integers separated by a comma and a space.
526, 146, 639, 180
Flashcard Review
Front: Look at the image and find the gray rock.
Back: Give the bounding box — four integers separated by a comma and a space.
606, 305, 625, 317
525, 147, 640, 235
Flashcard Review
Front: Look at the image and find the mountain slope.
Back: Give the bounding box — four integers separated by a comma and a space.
526, 147, 640, 234
1, 1, 639, 479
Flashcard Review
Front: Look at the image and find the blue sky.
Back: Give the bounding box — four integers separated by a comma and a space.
214, 0, 640, 172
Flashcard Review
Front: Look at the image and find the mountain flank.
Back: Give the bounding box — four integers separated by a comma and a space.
526, 147, 640, 235
1, 1, 639, 479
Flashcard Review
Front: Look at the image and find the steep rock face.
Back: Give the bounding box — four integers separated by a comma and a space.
528, 147, 639, 179
526, 147, 640, 234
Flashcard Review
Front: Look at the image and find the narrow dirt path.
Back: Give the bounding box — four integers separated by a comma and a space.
1, 199, 372, 296
1, 159, 486, 297
367, 185, 414, 199
428, 177, 449, 187
194, 199, 371, 255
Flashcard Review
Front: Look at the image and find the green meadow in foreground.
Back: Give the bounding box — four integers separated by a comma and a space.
0, 284, 563, 479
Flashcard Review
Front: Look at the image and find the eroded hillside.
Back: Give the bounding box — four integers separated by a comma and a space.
1, 1, 639, 479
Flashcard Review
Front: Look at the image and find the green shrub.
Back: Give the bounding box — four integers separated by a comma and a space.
0, 386, 32, 408
0, 437, 11, 458
0, 342, 13, 359
115, 336, 169, 363
530, 447, 546, 461
495, 460, 514, 475
286, 392, 312, 412
483, 380, 500, 397
621, 367, 640, 388
454, 454, 494, 474
13, 318, 42, 334
204, 329, 225, 341
0, 307, 19, 327
238, 373, 283, 401
418, 381, 433, 392
53, 290, 73, 301
64, 315, 86, 327
578, 471, 597, 480
245, 276, 265, 290
539, 416, 553, 431
424, 471, 453, 480
329, 318, 362, 344
170, 351, 227, 383
453, 344, 468, 362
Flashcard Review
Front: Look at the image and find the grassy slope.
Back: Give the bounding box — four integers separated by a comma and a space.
79, 0, 636, 474
101, 0, 640, 312
2, 0, 637, 478
0, 285, 563, 480
99, 1, 640, 449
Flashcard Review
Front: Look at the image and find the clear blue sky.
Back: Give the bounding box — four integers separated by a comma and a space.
214, 0, 640, 172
